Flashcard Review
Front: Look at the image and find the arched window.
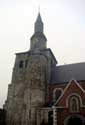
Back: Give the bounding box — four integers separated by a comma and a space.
69, 96, 79, 112
53, 88, 63, 101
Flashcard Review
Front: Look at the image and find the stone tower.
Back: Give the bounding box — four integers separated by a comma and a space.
4, 13, 57, 125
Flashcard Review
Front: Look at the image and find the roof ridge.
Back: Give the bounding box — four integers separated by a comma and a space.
57, 62, 85, 67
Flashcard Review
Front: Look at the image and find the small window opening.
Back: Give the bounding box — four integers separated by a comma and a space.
19, 61, 23, 68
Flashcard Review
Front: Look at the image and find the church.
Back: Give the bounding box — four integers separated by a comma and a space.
3, 13, 85, 125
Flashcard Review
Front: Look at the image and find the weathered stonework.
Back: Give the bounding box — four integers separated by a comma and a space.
4, 13, 57, 125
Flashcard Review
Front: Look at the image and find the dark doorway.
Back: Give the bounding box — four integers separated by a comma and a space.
48, 111, 53, 125
67, 116, 82, 125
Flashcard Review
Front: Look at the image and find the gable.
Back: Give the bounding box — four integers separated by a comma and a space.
55, 80, 85, 107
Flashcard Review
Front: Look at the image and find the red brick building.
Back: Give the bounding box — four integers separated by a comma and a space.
48, 63, 85, 125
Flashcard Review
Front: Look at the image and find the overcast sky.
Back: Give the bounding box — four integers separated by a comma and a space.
0, 0, 85, 108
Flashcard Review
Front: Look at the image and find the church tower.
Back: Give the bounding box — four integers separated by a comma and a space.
4, 12, 57, 125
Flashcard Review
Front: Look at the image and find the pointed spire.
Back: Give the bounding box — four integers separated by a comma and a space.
30, 12, 47, 51
36, 12, 43, 23
35, 12, 43, 33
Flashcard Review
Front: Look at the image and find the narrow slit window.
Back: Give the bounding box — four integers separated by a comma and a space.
29, 109, 31, 119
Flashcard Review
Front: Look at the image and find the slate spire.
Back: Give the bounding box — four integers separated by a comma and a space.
35, 12, 43, 33
30, 12, 47, 51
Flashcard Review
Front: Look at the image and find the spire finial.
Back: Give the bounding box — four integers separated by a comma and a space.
38, 5, 40, 13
